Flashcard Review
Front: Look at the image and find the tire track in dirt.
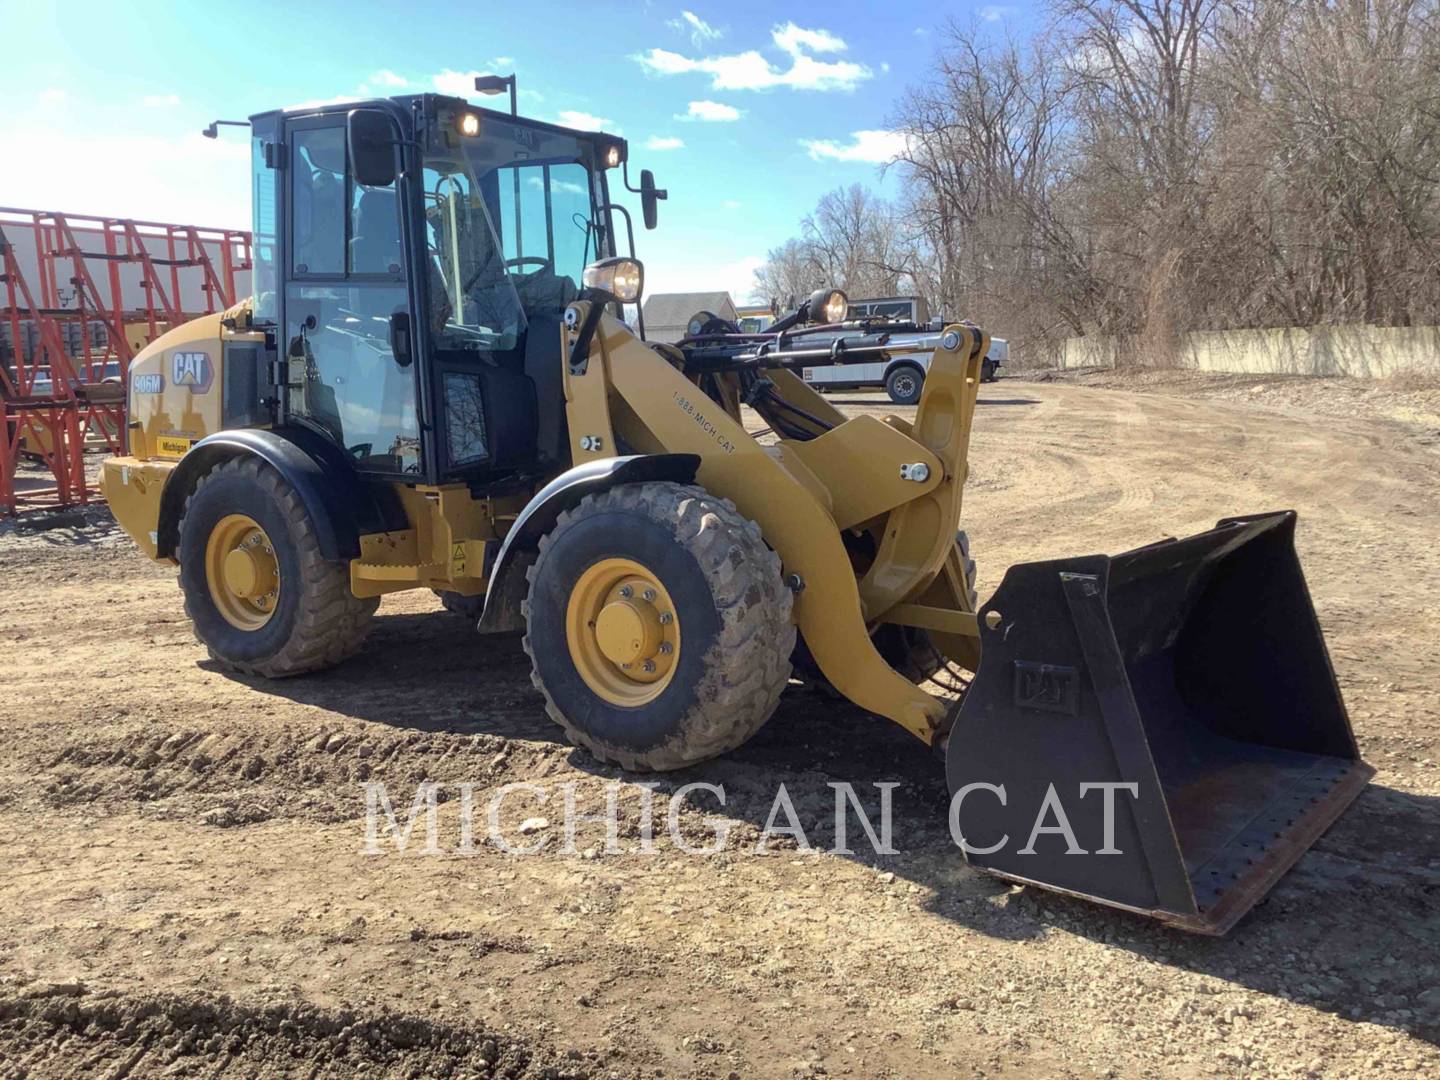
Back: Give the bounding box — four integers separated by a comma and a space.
0, 983, 592, 1079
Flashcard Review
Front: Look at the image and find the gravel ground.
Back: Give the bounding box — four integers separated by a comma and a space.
1, 375, 1437, 1078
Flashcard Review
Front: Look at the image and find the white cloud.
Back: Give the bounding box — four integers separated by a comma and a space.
430, 63, 522, 97
668, 10, 722, 47
772, 22, 845, 56
635, 23, 871, 92
645, 135, 686, 150
649, 252, 766, 304
526, 174, 589, 197
800, 129, 907, 164
980, 5, 1011, 22
142, 93, 181, 107
432, 69, 490, 96
677, 100, 742, 122
294, 72, 412, 107
0, 123, 249, 228
556, 109, 613, 131
285, 92, 368, 111
722, 199, 741, 210
39, 88, 67, 104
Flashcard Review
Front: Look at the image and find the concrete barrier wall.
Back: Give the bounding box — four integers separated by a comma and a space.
1056, 325, 1440, 378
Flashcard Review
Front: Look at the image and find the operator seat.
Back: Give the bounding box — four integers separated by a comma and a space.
512, 267, 578, 314
350, 188, 402, 274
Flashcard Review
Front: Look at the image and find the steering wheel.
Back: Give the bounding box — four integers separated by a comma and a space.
460, 254, 554, 297
504, 256, 552, 275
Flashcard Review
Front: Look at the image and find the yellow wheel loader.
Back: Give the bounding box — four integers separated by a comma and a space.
101, 87, 1372, 934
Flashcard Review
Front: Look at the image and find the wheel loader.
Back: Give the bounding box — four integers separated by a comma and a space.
100, 86, 1372, 934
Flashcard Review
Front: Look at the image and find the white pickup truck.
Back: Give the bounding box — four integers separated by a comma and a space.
797, 296, 1007, 403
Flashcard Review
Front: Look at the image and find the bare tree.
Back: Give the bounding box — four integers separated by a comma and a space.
760, 0, 1440, 358
752, 237, 821, 308
752, 186, 909, 304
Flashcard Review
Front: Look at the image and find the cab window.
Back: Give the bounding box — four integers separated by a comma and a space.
284, 119, 418, 475
291, 128, 346, 275
495, 161, 595, 299
290, 127, 403, 278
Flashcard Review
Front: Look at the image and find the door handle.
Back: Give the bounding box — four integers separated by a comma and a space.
389, 312, 413, 367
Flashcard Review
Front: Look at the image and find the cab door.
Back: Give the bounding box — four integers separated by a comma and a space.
281, 114, 421, 475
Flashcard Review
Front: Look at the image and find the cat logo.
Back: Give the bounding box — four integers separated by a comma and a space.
171, 351, 214, 393
1013, 661, 1081, 716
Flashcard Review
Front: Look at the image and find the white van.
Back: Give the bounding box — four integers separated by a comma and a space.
796, 297, 1007, 403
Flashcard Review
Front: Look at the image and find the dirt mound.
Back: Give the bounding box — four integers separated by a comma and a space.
0, 982, 595, 1079
39, 724, 549, 825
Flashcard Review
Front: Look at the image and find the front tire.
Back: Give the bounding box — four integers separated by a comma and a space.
523, 482, 795, 771
177, 457, 377, 678
885, 364, 924, 404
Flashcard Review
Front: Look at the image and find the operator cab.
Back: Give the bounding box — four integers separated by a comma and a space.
244, 93, 638, 492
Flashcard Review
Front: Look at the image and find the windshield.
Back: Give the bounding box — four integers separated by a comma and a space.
423, 115, 606, 352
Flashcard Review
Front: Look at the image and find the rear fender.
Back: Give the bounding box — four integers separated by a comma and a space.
477, 453, 702, 633
156, 426, 404, 561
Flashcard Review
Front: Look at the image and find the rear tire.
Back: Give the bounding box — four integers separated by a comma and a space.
177, 456, 377, 678
885, 364, 924, 404
523, 482, 795, 771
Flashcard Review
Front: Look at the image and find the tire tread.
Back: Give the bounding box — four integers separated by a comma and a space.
521, 482, 795, 771
178, 457, 377, 678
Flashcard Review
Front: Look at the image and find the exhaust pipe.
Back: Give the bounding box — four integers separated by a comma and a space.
947, 511, 1373, 934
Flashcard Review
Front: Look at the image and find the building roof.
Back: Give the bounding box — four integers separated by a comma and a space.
642, 291, 737, 342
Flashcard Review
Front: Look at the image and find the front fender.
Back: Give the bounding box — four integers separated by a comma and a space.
156, 426, 404, 561
477, 453, 701, 632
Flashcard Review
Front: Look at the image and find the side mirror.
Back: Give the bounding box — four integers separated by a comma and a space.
347, 109, 397, 188
639, 169, 667, 230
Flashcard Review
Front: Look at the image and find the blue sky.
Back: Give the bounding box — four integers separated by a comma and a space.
1, 0, 1035, 301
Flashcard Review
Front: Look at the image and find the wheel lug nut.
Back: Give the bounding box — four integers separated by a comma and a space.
619, 585, 633, 598
643, 660, 656, 673
642, 588, 656, 602
658, 612, 672, 625
659, 641, 673, 655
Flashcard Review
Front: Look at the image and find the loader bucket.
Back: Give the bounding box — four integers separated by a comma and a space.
946, 511, 1372, 934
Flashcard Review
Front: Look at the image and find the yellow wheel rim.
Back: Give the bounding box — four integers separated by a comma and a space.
565, 557, 681, 707
204, 513, 280, 631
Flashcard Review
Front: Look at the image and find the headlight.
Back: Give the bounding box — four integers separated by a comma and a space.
603, 142, 624, 169
808, 287, 848, 324
582, 257, 644, 303
458, 112, 480, 137
686, 310, 722, 337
